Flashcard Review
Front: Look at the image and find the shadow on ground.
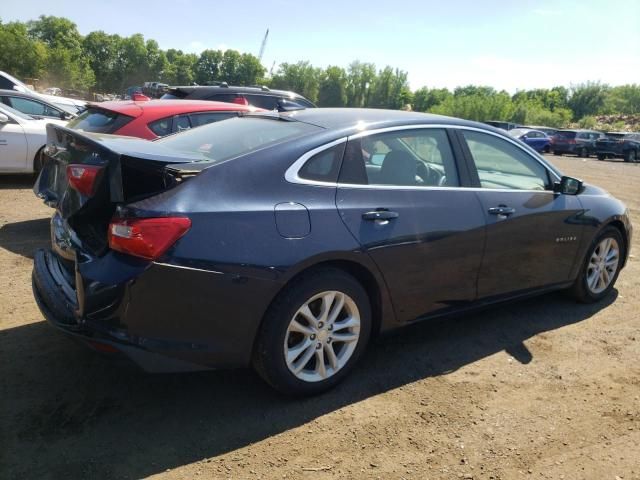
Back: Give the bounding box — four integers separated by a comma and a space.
0, 174, 37, 190
0, 218, 50, 259
0, 290, 616, 479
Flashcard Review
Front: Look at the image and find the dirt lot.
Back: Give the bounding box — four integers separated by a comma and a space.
1, 156, 639, 480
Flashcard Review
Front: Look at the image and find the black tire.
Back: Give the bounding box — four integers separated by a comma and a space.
624, 149, 637, 163
597, 154, 606, 161
568, 226, 625, 303
252, 268, 372, 396
578, 147, 588, 158
543, 145, 551, 153
553, 151, 561, 156
33, 147, 45, 174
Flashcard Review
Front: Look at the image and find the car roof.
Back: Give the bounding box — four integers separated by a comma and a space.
169, 85, 310, 99
86, 99, 260, 119
279, 108, 491, 133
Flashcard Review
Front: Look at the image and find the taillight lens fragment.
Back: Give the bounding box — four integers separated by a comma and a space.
108, 217, 192, 260
66, 164, 104, 196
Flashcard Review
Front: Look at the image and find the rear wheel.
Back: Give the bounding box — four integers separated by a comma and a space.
624, 149, 637, 163
569, 226, 624, 303
253, 268, 372, 396
33, 147, 45, 174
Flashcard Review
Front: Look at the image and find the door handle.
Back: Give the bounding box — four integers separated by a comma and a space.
488, 206, 516, 216
362, 210, 399, 221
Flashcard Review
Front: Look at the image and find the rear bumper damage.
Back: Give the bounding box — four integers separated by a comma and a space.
32, 248, 282, 372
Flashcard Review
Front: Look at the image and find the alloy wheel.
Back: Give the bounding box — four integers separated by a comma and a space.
284, 291, 360, 383
586, 237, 620, 294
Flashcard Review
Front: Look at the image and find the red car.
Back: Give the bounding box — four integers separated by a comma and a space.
66, 99, 260, 140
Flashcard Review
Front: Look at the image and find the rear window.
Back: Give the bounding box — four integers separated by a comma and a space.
156, 116, 321, 163
67, 108, 133, 134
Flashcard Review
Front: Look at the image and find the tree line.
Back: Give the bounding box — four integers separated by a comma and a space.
1, 16, 639, 128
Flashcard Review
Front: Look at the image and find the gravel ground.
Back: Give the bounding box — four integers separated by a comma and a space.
0, 155, 638, 480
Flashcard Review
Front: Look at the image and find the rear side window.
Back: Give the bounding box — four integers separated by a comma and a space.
245, 95, 279, 110
189, 111, 237, 127
7, 96, 62, 118
206, 94, 240, 103
67, 108, 133, 134
298, 144, 345, 182
148, 117, 173, 137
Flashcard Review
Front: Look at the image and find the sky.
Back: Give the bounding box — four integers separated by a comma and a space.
2, 0, 639, 92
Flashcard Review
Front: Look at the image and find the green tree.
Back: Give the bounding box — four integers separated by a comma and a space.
195, 49, 223, 84
271, 61, 321, 103
0, 20, 47, 80
345, 61, 376, 107
318, 66, 347, 107
412, 87, 451, 112
568, 82, 609, 119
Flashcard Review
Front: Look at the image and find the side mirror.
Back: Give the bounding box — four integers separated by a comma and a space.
554, 176, 583, 195
0, 113, 9, 124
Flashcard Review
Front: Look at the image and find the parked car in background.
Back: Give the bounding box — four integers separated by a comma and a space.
0, 71, 86, 115
32, 109, 631, 395
44, 87, 62, 96
595, 132, 640, 162
508, 128, 551, 153
67, 99, 260, 139
0, 103, 68, 173
551, 129, 605, 157
162, 84, 316, 111
0, 90, 76, 121
522, 125, 558, 137
484, 120, 518, 131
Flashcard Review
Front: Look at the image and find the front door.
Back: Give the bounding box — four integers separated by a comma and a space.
459, 129, 583, 298
335, 127, 486, 322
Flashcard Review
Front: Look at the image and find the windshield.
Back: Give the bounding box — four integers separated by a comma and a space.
156, 116, 322, 163
0, 103, 35, 121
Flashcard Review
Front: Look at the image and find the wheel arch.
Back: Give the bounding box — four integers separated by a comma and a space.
253, 255, 396, 359
606, 219, 630, 268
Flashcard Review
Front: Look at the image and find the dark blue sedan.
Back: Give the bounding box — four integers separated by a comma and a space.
33, 109, 632, 395
509, 128, 552, 153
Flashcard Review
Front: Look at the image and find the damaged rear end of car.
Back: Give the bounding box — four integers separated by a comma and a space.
32, 124, 216, 371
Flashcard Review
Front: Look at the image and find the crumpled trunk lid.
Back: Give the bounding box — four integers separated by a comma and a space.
34, 124, 208, 255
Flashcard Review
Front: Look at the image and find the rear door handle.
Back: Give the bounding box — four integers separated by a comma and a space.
488, 206, 516, 216
362, 210, 399, 221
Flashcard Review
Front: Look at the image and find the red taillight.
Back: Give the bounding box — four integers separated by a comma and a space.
67, 164, 104, 196
232, 96, 249, 106
108, 217, 191, 260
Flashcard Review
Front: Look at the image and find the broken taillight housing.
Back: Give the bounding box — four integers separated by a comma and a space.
108, 217, 192, 260
66, 164, 104, 196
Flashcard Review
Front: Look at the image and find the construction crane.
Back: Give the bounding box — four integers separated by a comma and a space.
258, 29, 269, 63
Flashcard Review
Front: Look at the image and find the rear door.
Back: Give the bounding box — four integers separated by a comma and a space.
458, 129, 583, 298
335, 126, 486, 322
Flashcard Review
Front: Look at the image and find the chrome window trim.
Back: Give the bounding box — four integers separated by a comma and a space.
284, 123, 562, 190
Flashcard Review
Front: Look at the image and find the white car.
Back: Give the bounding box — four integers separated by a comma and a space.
0, 71, 86, 115
0, 104, 68, 174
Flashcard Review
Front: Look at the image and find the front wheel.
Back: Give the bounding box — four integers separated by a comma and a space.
624, 149, 637, 163
569, 227, 624, 303
253, 268, 372, 396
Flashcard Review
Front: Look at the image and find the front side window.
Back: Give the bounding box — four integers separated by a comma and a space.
462, 130, 550, 191
340, 128, 459, 187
